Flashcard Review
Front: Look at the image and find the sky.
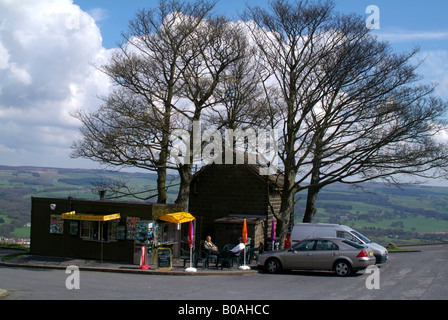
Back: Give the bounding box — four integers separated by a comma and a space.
1, 0, 448, 185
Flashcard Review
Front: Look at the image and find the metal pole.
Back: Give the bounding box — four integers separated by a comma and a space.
101, 221, 103, 264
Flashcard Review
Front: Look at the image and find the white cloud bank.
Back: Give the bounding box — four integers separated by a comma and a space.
0, 0, 112, 168
1, 1, 447, 171
417, 50, 448, 98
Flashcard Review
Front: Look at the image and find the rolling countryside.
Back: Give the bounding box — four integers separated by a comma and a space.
0, 165, 447, 245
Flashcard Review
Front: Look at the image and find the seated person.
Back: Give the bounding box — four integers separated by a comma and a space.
204, 236, 220, 256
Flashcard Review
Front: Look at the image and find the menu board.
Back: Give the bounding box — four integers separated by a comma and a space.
156, 247, 172, 270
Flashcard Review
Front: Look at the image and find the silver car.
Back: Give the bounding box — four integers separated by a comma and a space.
258, 238, 376, 276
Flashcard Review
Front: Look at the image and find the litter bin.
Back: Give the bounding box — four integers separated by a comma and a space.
266, 238, 280, 251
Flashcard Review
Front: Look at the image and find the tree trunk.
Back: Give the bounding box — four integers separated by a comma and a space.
175, 163, 192, 210
303, 133, 323, 222
276, 193, 294, 249
302, 185, 320, 222
156, 165, 167, 204
156, 104, 172, 204
275, 167, 297, 248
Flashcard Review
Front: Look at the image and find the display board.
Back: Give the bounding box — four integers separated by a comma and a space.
156, 247, 172, 270
126, 217, 140, 240
49, 214, 63, 234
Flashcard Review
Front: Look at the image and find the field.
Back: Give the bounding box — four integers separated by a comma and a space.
0, 165, 447, 244
295, 183, 448, 243
0, 165, 178, 240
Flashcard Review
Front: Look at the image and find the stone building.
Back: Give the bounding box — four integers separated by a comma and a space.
188, 163, 283, 250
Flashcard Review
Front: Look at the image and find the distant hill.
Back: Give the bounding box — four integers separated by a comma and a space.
0, 165, 447, 244
294, 182, 448, 243
0, 165, 174, 239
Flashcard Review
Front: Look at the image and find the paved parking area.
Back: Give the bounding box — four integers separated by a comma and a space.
1, 244, 447, 300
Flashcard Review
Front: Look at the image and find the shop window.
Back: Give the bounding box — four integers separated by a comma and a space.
80, 221, 118, 242
69, 221, 79, 236
109, 221, 118, 241
154, 222, 177, 246
80, 221, 97, 240
116, 225, 126, 240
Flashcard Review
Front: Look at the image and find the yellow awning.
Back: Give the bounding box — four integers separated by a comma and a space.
158, 212, 194, 224
62, 211, 120, 222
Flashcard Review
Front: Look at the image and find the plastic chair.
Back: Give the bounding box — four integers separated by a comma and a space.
223, 243, 235, 251
218, 250, 234, 269
180, 248, 194, 268
194, 250, 210, 269
248, 243, 264, 263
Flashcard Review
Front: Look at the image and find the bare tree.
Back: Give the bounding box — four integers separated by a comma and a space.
300, 30, 448, 222
72, 0, 257, 208
245, 0, 448, 242
244, 0, 337, 241
72, 0, 217, 204
168, 16, 264, 207
174, 16, 246, 205
205, 38, 271, 131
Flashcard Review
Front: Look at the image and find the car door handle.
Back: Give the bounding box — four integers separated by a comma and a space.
333, 253, 339, 256
306, 253, 312, 256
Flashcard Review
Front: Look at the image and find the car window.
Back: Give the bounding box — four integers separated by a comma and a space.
293, 240, 315, 251
351, 230, 372, 243
342, 239, 365, 249
315, 240, 339, 251
336, 231, 361, 243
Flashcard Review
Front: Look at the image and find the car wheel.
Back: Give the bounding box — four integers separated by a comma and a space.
265, 258, 282, 274
334, 260, 352, 277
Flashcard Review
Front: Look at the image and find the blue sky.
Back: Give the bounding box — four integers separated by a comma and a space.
73, 0, 448, 52
72, 0, 448, 96
0, 0, 447, 186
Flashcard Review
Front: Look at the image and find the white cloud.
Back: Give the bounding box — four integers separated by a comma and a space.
0, 0, 113, 168
9, 63, 32, 85
88, 8, 109, 22
378, 30, 448, 43
0, 42, 10, 69
417, 50, 448, 99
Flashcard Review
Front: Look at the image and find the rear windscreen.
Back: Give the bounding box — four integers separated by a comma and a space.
342, 239, 365, 249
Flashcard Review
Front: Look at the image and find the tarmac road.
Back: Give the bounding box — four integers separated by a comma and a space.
0, 244, 447, 300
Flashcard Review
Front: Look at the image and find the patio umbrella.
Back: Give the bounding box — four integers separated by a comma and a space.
239, 219, 250, 270
242, 218, 248, 244
158, 212, 195, 224
188, 219, 194, 249
185, 219, 197, 272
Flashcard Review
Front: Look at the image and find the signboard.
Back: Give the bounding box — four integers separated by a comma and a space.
156, 247, 172, 270
62, 211, 120, 222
